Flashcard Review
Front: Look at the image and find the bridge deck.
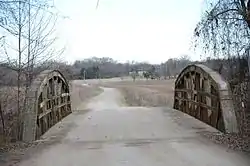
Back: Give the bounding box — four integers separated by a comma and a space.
18, 87, 249, 166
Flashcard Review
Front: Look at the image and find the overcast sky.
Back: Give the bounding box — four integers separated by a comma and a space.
54, 0, 205, 64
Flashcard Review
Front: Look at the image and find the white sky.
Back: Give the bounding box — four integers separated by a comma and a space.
54, 0, 205, 64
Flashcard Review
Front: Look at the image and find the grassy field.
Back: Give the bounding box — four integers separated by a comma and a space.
99, 78, 176, 108
70, 81, 104, 111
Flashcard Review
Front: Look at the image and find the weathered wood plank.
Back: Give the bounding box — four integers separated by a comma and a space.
38, 102, 71, 119
174, 97, 218, 112
175, 89, 219, 99
173, 64, 238, 133
22, 70, 72, 142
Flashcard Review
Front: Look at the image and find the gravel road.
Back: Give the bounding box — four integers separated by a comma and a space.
18, 87, 250, 166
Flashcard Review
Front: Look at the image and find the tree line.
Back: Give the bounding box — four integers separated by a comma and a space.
68, 56, 191, 80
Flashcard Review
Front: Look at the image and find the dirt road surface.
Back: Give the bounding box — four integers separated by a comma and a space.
18, 87, 250, 166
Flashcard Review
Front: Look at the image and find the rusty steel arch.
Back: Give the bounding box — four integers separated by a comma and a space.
173, 64, 238, 133
22, 70, 72, 142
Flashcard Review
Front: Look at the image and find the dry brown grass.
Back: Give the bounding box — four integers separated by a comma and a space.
0, 87, 26, 144
101, 79, 175, 108
70, 82, 103, 111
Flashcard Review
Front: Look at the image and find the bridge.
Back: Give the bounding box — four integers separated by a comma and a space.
174, 64, 238, 133
11, 65, 249, 166
22, 70, 72, 142
21, 64, 239, 142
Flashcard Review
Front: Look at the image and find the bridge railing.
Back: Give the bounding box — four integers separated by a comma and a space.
22, 70, 72, 142
174, 64, 238, 133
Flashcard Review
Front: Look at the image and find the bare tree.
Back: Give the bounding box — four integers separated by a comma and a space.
130, 71, 137, 82
0, 101, 5, 142
0, 0, 65, 141
96, 0, 100, 9
194, 0, 250, 59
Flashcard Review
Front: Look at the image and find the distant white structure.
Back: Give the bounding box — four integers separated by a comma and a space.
129, 70, 147, 79
137, 71, 146, 78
